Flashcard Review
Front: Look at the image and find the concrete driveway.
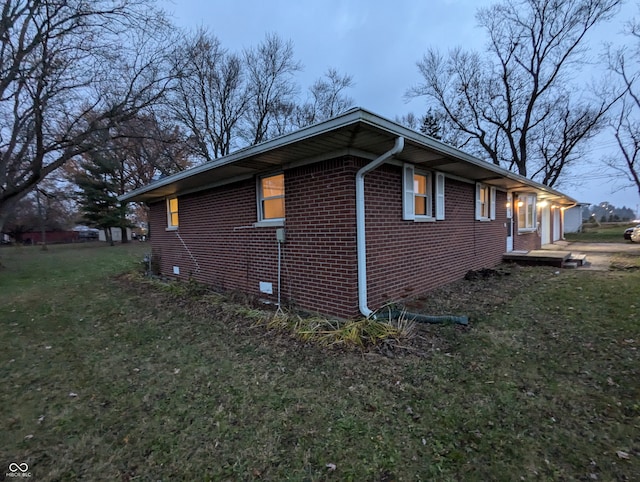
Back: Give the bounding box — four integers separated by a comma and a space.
546, 241, 640, 270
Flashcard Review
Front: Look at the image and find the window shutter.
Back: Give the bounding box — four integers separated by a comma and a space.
475, 183, 482, 221
435, 172, 445, 220
490, 187, 496, 220
403, 164, 415, 220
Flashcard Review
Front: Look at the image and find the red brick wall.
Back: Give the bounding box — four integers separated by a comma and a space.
514, 230, 540, 251
149, 179, 266, 294
148, 158, 359, 318
148, 156, 517, 318
284, 158, 359, 316
362, 163, 508, 310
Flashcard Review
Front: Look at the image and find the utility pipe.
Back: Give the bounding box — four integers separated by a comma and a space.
356, 136, 405, 318
385, 309, 469, 326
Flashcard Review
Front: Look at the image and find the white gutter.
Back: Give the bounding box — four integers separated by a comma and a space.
356, 136, 405, 318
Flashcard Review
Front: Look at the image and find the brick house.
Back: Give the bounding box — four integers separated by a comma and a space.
121, 108, 575, 318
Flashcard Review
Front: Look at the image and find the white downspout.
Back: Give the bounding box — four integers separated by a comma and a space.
356, 136, 405, 318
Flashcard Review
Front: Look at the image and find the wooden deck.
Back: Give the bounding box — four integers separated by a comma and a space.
503, 250, 572, 268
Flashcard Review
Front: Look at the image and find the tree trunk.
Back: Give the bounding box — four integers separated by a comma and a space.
105, 228, 114, 247
121, 226, 129, 244
0, 197, 19, 236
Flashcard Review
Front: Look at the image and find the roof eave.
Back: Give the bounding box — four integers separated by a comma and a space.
355, 111, 577, 205
118, 108, 368, 203
119, 107, 577, 206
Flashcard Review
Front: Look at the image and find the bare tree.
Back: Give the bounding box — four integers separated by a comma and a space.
171, 29, 248, 161
243, 33, 302, 144
110, 115, 191, 239
407, 0, 623, 187
114, 115, 191, 188
395, 112, 420, 131
173, 30, 307, 160
0, 0, 177, 234
606, 11, 640, 199
307, 69, 354, 122
215, 53, 249, 154
608, 99, 640, 198
3, 181, 75, 243
63, 114, 190, 240
294, 68, 354, 128
171, 32, 354, 160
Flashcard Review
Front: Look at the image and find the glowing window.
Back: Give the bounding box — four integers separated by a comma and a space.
478, 185, 489, 219
414, 173, 430, 216
403, 164, 443, 221
518, 194, 537, 231
475, 183, 496, 221
167, 197, 179, 228
259, 174, 285, 220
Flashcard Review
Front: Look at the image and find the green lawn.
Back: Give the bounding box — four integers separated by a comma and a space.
1, 243, 639, 481
565, 223, 636, 243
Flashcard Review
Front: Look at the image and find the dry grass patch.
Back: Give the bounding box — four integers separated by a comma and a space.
266, 310, 416, 349
610, 252, 640, 270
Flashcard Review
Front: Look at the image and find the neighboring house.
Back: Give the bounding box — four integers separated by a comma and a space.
98, 227, 132, 243
564, 204, 589, 233
73, 225, 100, 240
120, 108, 576, 319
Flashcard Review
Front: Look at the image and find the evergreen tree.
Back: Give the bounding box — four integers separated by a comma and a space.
419, 109, 443, 140
74, 153, 127, 246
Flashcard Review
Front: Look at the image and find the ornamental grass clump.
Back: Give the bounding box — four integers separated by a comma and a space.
267, 310, 415, 348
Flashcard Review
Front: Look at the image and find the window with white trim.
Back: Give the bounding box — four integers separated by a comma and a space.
414, 172, 431, 217
517, 193, 537, 231
475, 183, 496, 221
258, 173, 285, 221
402, 164, 445, 221
167, 196, 179, 229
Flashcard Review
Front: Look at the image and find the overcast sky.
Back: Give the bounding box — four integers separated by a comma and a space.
160, 0, 640, 214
